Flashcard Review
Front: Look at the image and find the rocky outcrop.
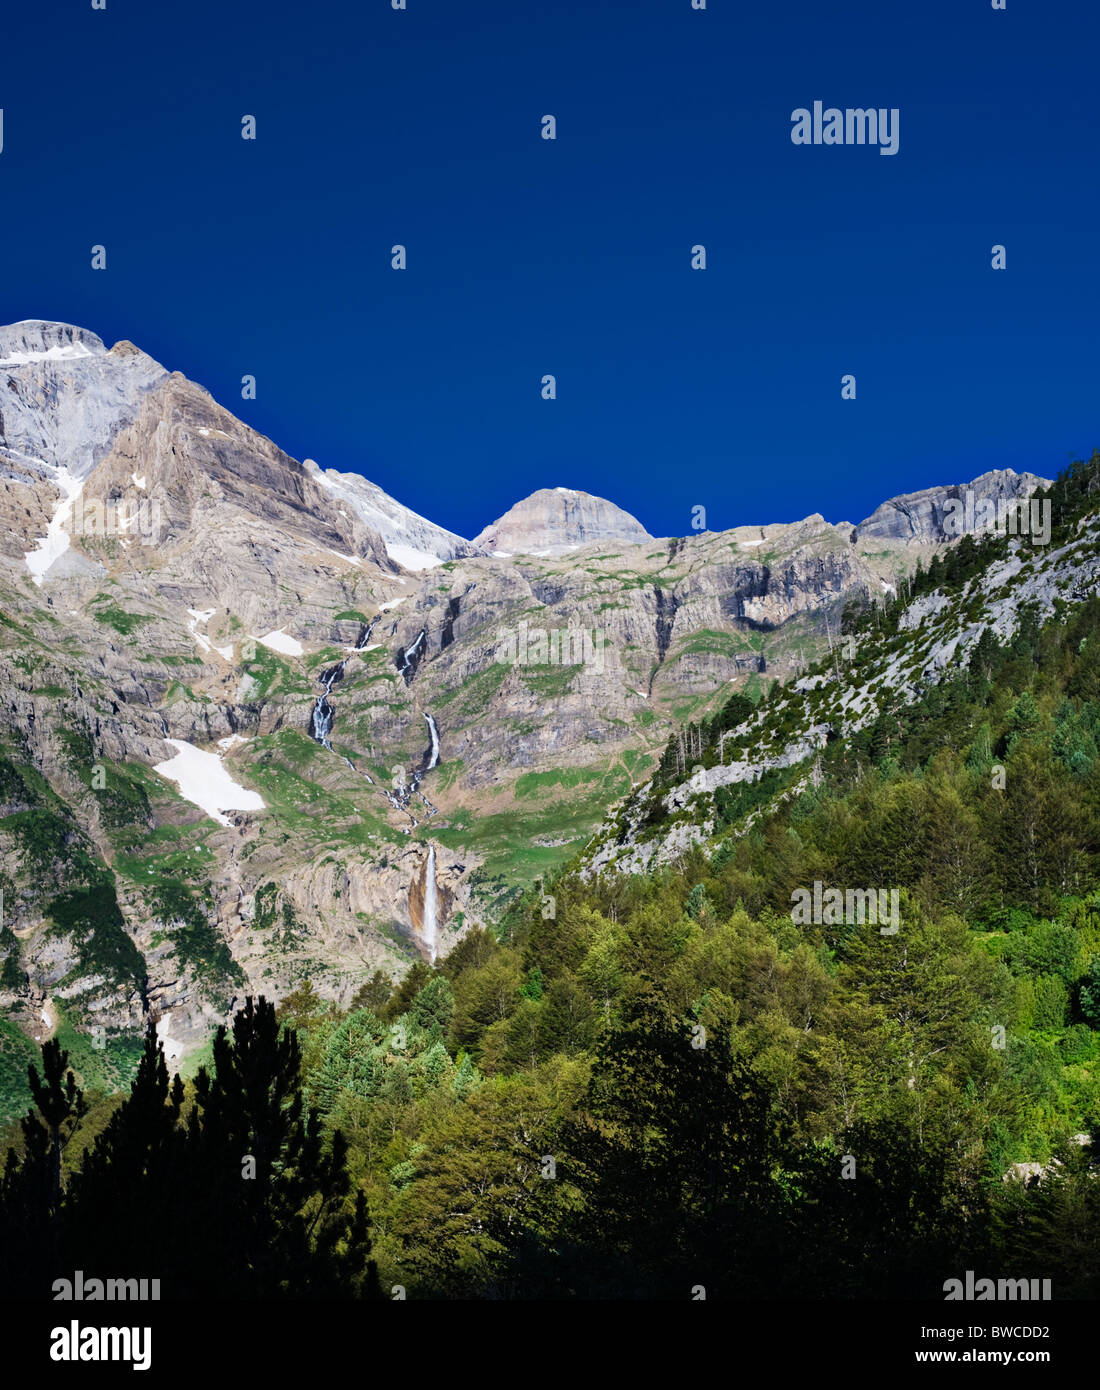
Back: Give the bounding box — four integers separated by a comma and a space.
75, 373, 396, 588
473, 486, 653, 554
852, 468, 1050, 545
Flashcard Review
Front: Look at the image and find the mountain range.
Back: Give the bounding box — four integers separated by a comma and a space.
0, 319, 1054, 1092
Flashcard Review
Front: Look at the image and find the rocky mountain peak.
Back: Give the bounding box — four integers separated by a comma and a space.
0, 319, 107, 363
0, 319, 167, 487
473, 486, 653, 555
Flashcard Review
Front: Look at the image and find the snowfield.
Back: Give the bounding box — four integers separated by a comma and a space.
0, 342, 94, 366
153, 739, 265, 826
386, 541, 444, 570
255, 629, 304, 656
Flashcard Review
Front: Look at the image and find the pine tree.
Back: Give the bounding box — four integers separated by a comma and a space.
966, 721, 994, 773
382, 960, 431, 1021
1079, 955, 1100, 1027
64, 1024, 183, 1274
452, 1052, 480, 1098
181, 996, 380, 1297
312, 1008, 388, 1113
685, 883, 710, 921
419, 1039, 451, 1087
27, 1038, 87, 1217
410, 974, 454, 1033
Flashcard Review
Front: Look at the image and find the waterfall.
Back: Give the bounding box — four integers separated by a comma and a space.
310, 695, 334, 748
423, 843, 439, 964
302, 614, 439, 830
397, 627, 428, 685
308, 618, 376, 750
424, 713, 440, 770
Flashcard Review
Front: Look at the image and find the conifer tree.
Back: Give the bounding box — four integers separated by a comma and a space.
0, 1039, 85, 1294
64, 1023, 183, 1273
180, 995, 379, 1297
27, 1038, 86, 1217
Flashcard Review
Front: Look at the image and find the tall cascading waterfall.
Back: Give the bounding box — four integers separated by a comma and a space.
396, 627, 427, 685
396, 712, 441, 821
423, 842, 439, 963
391, 711, 441, 814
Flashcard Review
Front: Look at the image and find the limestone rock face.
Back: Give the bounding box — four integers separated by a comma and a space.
75, 372, 397, 592
0, 321, 167, 485
473, 486, 653, 555
0, 322, 169, 567
852, 469, 1050, 545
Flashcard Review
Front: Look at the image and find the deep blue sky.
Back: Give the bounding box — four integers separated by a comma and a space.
1, 0, 1096, 540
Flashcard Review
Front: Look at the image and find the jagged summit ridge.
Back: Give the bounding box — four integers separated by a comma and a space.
303, 459, 475, 570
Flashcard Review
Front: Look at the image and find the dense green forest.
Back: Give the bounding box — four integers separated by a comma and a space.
4, 510, 1100, 1299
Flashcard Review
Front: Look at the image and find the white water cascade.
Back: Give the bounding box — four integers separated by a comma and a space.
424, 712, 440, 770
423, 843, 439, 963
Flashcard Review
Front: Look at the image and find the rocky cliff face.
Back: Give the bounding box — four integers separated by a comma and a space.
852, 468, 1050, 545
587, 495, 1100, 880
0, 320, 1051, 1079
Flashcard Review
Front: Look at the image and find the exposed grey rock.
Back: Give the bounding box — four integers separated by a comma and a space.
0, 320, 167, 484
0, 317, 1077, 1070
853, 468, 1050, 545
473, 486, 653, 554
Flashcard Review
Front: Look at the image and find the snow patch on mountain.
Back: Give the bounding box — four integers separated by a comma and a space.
0, 321, 167, 486
386, 542, 445, 571
255, 630, 303, 656
153, 739, 265, 826
186, 609, 234, 660
24, 468, 84, 585
0, 342, 94, 366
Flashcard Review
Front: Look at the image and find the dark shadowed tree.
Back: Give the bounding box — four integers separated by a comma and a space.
0, 1039, 86, 1295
